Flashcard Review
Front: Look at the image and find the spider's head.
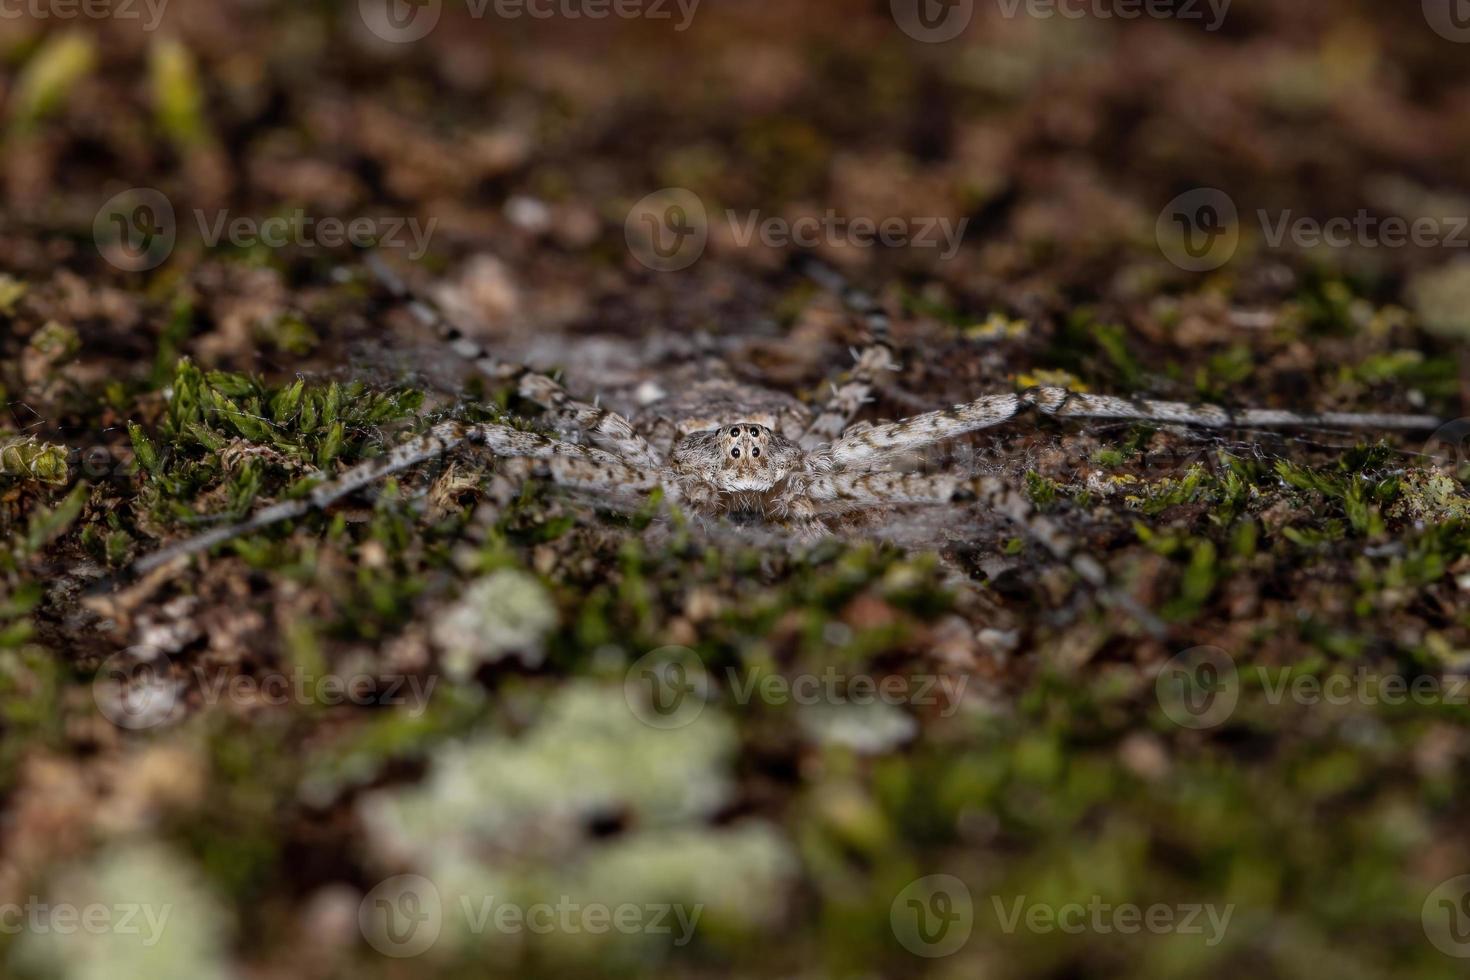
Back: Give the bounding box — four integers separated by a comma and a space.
671, 423, 801, 493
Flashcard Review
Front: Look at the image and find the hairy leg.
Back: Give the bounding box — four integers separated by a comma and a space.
1025, 386, 1444, 431
367, 253, 663, 469
132, 420, 662, 575
782, 470, 1163, 634
796, 260, 899, 449
819, 386, 1443, 470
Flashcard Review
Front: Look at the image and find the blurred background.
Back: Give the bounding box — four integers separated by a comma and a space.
3, 0, 1470, 978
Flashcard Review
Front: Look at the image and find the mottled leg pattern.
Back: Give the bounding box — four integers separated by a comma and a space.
796, 471, 965, 508
821, 394, 1024, 469
786, 471, 1162, 632
818, 384, 1441, 472
798, 261, 898, 449
1024, 387, 1443, 431
131, 420, 662, 574
367, 253, 662, 469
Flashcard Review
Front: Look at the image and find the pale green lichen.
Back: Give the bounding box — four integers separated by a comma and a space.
431, 569, 560, 677
797, 700, 918, 755
9, 841, 231, 980
362, 683, 737, 857
359, 684, 795, 955
1388, 471, 1470, 523
1407, 259, 1470, 339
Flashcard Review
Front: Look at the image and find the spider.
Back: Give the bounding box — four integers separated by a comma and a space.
131, 256, 1444, 601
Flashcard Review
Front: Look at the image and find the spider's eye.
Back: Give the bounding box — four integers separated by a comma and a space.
730, 448, 741, 458
730, 427, 740, 437
748, 426, 759, 436
751, 447, 760, 457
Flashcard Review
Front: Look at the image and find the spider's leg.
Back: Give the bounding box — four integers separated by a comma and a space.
130, 421, 663, 576
367, 253, 663, 469
818, 394, 1025, 470
817, 383, 1443, 472
797, 260, 898, 450
789, 471, 1099, 578
1023, 386, 1443, 431
785, 471, 1165, 636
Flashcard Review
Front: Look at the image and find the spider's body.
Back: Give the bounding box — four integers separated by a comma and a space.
130, 257, 1445, 597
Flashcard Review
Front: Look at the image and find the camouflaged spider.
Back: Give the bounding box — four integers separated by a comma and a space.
133, 256, 1443, 586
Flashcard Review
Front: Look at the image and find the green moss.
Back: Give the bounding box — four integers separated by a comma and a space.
7, 32, 95, 137
149, 37, 212, 150
0, 437, 69, 487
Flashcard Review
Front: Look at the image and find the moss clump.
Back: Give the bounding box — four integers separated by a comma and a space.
0, 437, 68, 487
7, 32, 96, 136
